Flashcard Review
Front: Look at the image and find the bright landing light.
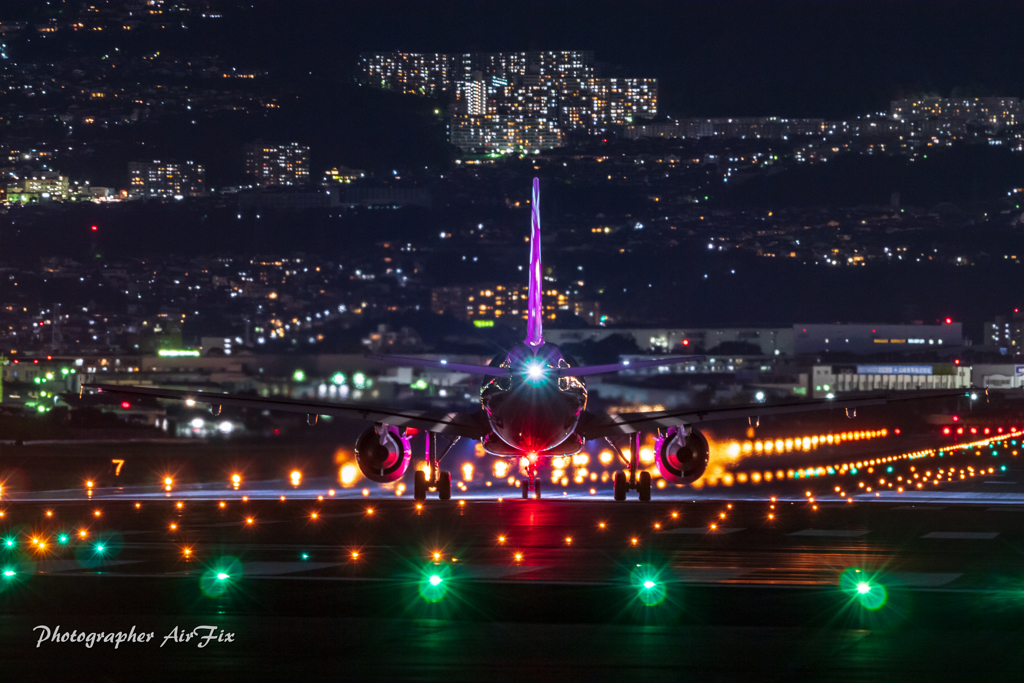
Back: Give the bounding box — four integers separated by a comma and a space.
525, 362, 546, 382
429, 574, 443, 587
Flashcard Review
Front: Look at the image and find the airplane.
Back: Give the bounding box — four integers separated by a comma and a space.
86, 178, 968, 502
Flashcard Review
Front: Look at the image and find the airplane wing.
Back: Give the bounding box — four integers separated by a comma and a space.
84, 383, 490, 438
365, 354, 507, 376
557, 356, 704, 378
578, 389, 970, 438
366, 354, 704, 378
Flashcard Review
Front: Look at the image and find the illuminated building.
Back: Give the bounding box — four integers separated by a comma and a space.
625, 117, 826, 140
431, 284, 576, 323
127, 161, 206, 198
455, 72, 488, 116
984, 311, 1024, 352
362, 51, 654, 148
891, 97, 1020, 127
323, 166, 365, 184
360, 52, 458, 96
449, 115, 563, 154
243, 141, 310, 187
6, 173, 69, 201
811, 363, 971, 398
586, 78, 658, 126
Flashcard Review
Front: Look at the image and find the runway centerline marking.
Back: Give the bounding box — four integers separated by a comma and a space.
787, 529, 869, 537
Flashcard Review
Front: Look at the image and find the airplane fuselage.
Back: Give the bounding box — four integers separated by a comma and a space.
480, 342, 587, 456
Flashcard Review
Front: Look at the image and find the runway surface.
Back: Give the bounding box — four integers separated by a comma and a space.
1, 429, 1024, 681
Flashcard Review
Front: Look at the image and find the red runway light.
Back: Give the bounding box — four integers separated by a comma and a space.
91, 225, 98, 231
121, 401, 131, 409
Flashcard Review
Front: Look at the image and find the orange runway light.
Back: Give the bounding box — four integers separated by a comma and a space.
219, 502, 226, 508
514, 553, 523, 562
459, 500, 466, 507
318, 495, 324, 501
654, 523, 661, 529
242, 496, 249, 502
366, 508, 374, 515
169, 523, 177, 531
433, 552, 442, 561
598, 522, 606, 529
176, 502, 183, 509
45, 511, 52, 517
671, 512, 679, 519
135, 503, 141, 509
93, 510, 101, 517
182, 548, 192, 557
768, 514, 775, 520
280, 496, 286, 501
565, 537, 573, 545
329, 490, 336, 496
630, 538, 639, 545
351, 551, 360, 560
78, 530, 88, 538
710, 524, 718, 530
86, 481, 93, 489
415, 503, 423, 511
498, 536, 506, 544
310, 512, 318, 519
246, 518, 254, 525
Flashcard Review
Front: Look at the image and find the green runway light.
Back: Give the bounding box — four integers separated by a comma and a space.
301, 553, 309, 560
58, 534, 68, 545
419, 567, 449, 602
631, 565, 667, 606
201, 556, 242, 597
840, 568, 887, 610
94, 544, 105, 553
4, 538, 14, 549
2, 569, 14, 578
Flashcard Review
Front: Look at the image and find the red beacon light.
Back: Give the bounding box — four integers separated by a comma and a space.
120, 401, 131, 410
945, 318, 953, 324
91, 225, 98, 232
942, 427, 951, 435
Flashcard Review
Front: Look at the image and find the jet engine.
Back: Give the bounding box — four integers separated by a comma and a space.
354, 425, 412, 483
654, 427, 709, 484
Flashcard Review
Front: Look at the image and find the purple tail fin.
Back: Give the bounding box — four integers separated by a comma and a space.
526, 177, 543, 347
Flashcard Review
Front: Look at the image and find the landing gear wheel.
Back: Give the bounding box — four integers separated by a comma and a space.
534, 479, 541, 499
638, 471, 652, 502
522, 482, 529, 499
437, 471, 452, 500
414, 470, 427, 501
614, 471, 628, 501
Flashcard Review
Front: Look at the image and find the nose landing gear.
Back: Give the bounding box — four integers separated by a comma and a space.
607, 433, 652, 501
413, 432, 459, 501
521, 460, 541, 499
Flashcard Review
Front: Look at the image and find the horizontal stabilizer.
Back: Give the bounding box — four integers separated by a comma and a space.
557, 356, 704, 378
365, 354, 507, 376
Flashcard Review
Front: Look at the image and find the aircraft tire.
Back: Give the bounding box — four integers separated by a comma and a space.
437, 471, 452, 500
613, 471, 628, 501
414, 470, 427, 501
638, 471, 652, 502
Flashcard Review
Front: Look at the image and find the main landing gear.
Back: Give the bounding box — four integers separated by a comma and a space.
607, 433, 652, 502
414, 432, 460, 501
521, 460, 542, 499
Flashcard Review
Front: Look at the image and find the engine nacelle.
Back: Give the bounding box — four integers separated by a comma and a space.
654, 427, 709, 484
355, 425, 412, 483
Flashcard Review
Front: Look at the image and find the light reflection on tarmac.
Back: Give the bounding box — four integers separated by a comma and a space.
12, 475, 1024, 505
